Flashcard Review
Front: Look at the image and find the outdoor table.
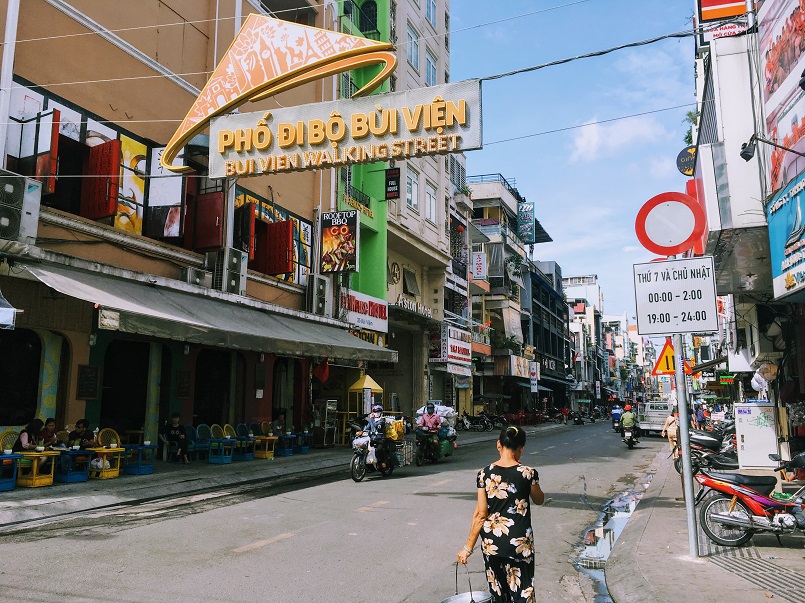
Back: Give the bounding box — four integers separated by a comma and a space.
293, 432, 312, 454
54, 448, 95, 483
16, 450, 60, 487
86, 447, 125, 479
123, 444, 158, 475
208, 438, 235, 464
253, 436, 278, 459
275, 434, 295, 457
0, 452, 23, 491
232, 436, 256, 461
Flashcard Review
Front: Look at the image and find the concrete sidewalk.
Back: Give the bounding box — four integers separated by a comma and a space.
606, 449, 805, 603
1, 423, 564, 530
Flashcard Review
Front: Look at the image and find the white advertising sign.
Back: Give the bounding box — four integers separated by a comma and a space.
339, 290, 388, 333
430, 325, 472, 365
633, 256, 718, 336
529, 361, 540, 393
472, 252, 487, 279
209, 80, 482, 179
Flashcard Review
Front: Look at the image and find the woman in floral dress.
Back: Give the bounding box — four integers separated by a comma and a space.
457, 426, 544, 602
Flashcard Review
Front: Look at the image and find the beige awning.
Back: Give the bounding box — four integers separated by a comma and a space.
22, 262, 397, 363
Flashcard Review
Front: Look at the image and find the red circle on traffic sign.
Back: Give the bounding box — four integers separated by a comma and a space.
634, 192, 705, 256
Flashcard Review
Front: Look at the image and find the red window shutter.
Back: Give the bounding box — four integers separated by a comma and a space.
34, 109, 60, 194
266, 220, 294, 275
192, 191, 225, 251
80, 139, 121, 219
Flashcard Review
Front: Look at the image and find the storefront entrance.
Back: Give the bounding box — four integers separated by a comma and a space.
0, 328, 42, 426
100, 340, 150, 433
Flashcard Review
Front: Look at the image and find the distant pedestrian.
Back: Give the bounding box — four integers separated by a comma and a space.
160, 412, 190, 464
694, 406, 706, 430
661, 411, 679, 458
562, 406, 569, 425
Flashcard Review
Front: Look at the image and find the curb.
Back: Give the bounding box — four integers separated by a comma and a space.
605, 446, 671, 603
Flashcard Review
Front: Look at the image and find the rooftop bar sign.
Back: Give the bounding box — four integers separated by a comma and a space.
209, 80, 482, 179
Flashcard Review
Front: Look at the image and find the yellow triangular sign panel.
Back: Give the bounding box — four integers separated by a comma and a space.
651, 338, 692, 376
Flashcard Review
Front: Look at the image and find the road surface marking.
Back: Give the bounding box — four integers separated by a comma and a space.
232, 532, 293, 553
543, 446, 556, 450
357, 500, 390, 513
430, 479, 450, 488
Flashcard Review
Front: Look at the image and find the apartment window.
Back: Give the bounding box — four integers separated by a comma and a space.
407, 24, 419, 71
406, 168, 419, 212
426, 0, 437, 28
403, 268, 421, 296
390, 75, 397, 92
445, 70, 449, 83
425, 50, 437, 86
425, 183, 437, 223
341, 72, 356, 98
444, 13, 450, 50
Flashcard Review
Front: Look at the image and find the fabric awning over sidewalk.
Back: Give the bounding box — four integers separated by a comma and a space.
22, 262, 397, 363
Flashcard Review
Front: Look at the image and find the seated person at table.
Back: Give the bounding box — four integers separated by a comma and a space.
39, 417, 60, 448
271, 412, 286, 435
13, 419, 45, 452
160, 413, 190, 464
68, 419, 98, 449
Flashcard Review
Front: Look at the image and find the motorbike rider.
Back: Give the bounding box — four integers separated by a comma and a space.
620, 404, 639, 443
418, 402, 442, 432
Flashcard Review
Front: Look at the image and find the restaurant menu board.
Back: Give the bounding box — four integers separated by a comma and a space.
76, 365, 100, 399
320, 210, 359, 273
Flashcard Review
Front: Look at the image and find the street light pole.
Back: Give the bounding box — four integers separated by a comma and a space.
674, 332, 699, 557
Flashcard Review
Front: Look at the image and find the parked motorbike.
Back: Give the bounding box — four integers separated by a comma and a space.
571, 411, 584, 425
623, 425, 636, 449
674, 442, 739, 474
695, 451, 805, 546
350, 421, 395, 482
480, 411, 508, 429
415, 426, 441, 465
689, 421, 735, 452
456, 411, 493, 432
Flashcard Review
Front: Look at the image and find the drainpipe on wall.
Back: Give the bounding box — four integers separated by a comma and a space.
0, 0, 21, 169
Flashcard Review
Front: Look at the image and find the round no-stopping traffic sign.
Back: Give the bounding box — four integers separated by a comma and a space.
634, 191, 705, 256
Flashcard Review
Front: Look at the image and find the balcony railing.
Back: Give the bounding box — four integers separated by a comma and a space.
342, 0, 381, 40
451, 258, 468, 279
343, 183, 371, 207
466, 173, 524, 203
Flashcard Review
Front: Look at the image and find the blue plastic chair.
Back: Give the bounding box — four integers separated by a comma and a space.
185, 424, 209, 460
249, 422, 262, 436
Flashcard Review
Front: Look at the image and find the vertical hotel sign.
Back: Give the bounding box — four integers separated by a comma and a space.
320, 211, 359, 273
518, 201, 535, 244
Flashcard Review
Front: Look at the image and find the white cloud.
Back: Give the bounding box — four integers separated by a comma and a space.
648, 156, 677, 179
570, 115, 669, 162
622, 245, 641, 252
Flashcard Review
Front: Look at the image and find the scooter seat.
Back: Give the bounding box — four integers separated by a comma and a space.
702, 470, 778, 492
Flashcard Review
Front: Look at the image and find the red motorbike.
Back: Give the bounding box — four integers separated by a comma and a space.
694, 451, 805, 546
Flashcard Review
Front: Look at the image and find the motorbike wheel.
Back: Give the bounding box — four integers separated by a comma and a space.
674, 456, 683, 474
415, 447, 424, 467
350, 455, 367, 482
699, 494, 755, 546
456, 421, 465, 431
483, 418, 494, 432
627, 439, 634, 449
378, 460, 394, 477
555, 417, 563, 424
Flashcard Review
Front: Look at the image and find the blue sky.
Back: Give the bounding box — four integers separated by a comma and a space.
450, 0, 697, 319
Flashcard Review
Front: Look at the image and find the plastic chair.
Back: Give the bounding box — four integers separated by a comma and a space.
210, 424, 225, 439
98, 428, 121, 448
56, 430, 70, 445
197, 423, 213, 443
185, 424, 209, 460
261, 421, 272, 436
235, 423, 250, 438
249, 422, 262, 436
0, 431, 18, 451
223, 424, 238, 438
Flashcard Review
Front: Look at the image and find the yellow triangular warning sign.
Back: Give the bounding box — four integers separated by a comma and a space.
651, 338, 692, 376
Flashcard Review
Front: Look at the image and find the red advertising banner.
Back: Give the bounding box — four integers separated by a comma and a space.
698, 0, 748, 23
320, 210, 359, 273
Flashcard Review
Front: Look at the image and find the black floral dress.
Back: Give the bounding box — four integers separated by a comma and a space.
477, 463, 539, 602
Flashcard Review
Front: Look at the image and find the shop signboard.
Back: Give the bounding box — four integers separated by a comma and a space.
529, 361, 540, 393
472, 251, 487, 279
766, 171, 805, 299
385, 168, 400, 200
209, 79, 483, 179
697, 0, 747, 22
320, 211, 359, 273
429, 325, 472, 365
517, 201, 535, 244
759, 0, 805, 192
340, 290, 388, 333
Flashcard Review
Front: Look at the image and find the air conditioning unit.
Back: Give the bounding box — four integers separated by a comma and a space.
206, 248, 248, 296
306, 275, 331, 316
180, 266, 213, 288
0, 170, 41, 244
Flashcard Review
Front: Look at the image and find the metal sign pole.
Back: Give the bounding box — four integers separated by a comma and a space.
674, 332, 699, 557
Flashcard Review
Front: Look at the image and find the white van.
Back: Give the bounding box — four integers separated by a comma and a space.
638, 400, 673, 435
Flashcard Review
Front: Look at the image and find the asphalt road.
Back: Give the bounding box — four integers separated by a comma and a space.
0, 421, 663, 603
